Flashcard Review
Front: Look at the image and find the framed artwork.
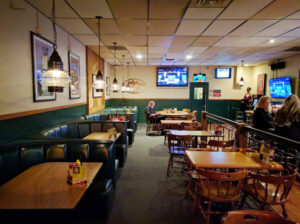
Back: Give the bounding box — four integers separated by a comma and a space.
68, 52, 80, 99
30, 31, 56, 102
92, 74, 103, 98
257, 73, 266, 95
106, 77, 110, 95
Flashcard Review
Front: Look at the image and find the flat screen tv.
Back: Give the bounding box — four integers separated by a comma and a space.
157, 67, 188, 87
215, 68, 231, 79
269, 76, 292, 98
193, 73, 206, 82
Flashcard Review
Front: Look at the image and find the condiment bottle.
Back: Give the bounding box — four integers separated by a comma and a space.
259, 141, 265, 160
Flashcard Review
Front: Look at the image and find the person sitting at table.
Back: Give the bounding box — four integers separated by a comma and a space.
253, 96, 274, 132
144, 100, 167, 123
274, 94, 300, 141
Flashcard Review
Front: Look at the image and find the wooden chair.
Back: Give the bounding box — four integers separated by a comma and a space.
222, 210, 297, 224
167, 134, 192, 177
201, 139, 235, 151
197, 169, 248, 224
240, 167, 297, 218
145, 114, 161, 136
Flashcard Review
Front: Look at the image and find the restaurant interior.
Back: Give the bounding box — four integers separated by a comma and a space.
0, 0, 300, 223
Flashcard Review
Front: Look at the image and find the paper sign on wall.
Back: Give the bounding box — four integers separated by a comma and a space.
213, 89, 221, 97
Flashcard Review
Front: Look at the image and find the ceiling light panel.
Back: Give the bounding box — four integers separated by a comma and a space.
219, 0, 273, 19
148, 36, 173, 47
183, 7, 223, 19
67, 0, 113, 18
255, 20, 300, 36
150, 0, 189, 19
202, 20, 245, 36
176, 20, 212, 36
118, 20, 147, 35
123, 35, 147, 46
230, 20, 277, 36
149, 20, 180, 35
192, 36, 221, 47
171, 36, 197, 46
263, 37, 298, 46
74, 35, 99, 45
84, 18, 120, 35
27, 0, 77, 18
56, 19, 94, 34
108, 0, 147, 19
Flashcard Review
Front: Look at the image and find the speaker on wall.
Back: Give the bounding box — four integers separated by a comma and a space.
271, 61, 285, 70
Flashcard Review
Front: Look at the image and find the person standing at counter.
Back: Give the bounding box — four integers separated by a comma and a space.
253, 96, 274, 132
241, 87, 253, 121
274, 95, 300, 141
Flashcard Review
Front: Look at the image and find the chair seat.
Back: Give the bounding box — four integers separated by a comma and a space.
170, 146, 187, 155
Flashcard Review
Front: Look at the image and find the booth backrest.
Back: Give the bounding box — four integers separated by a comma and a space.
0, 139, 116, 186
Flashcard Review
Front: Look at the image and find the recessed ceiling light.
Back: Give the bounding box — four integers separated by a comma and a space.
269, 39, 274, 43
186, 55, 192, 59
245, 64, 249, 66
136, 54, 142, 59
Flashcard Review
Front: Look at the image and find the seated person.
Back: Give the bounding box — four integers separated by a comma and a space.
144, 101, 166, 123
274, 95, 300, 141
253, 96, 274, 132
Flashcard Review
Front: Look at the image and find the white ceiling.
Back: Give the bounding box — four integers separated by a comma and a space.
26, 0, 300, 66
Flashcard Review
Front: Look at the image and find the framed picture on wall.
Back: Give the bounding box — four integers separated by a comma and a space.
257, 73, 266, 95
31, 32, 56, 102
106, 77, 110, 95
68, 52, 80, 99
92, 74, 103, 98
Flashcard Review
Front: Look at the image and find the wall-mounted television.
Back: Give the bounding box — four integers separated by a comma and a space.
193, 73, 206, 82
269, 76, 292, 98
215, 68, 231, 79
157, 67, 188, 87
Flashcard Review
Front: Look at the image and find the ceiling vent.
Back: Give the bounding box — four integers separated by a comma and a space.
284, 47, 300, 52
107, 45, 127, 51
164, 58, 175, 62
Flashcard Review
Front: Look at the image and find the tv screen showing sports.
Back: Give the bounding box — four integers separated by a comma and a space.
157, 67, 188, 87
215, 68, 231, 79
269, 77, 292, 98
193, 73, 206, 82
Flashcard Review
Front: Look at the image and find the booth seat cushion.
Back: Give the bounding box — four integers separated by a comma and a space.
0, 147, 20, 185
127, 129, 134, 145
46, 144, 67, 161
115, 144, 127, 167
20, 145, 44, 170
67, 143, 89, 162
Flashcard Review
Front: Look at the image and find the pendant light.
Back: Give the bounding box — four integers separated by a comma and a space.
239, 60, 245, 87
41, 0, 70, 92
92, 16, 105, 92
126, 62, 131, 93
112, 42, 119, 92
120, 55, 127, 93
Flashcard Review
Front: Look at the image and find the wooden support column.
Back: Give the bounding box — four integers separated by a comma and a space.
201, 111, 208, 131
236, 123, 247, 147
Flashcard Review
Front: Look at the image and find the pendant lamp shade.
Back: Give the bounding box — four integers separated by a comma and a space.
112, 42, 119, 92
239, 60, 245, 87
41, 0, 70, 92
121, 84, 127, 93
92, 16, 105, 92
120, 55, 126, 93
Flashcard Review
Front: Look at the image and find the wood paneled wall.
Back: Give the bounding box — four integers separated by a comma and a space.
86, 47, 105, 114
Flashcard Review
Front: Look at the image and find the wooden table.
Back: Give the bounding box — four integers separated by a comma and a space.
185, 151, 283, 170
0, 162, 102, 209
83, 132, 121, 142
161, 120, 194, 125
159, 111, 193, 119
169, 130, 223, 137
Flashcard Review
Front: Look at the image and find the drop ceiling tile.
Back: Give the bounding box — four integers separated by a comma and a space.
264, 37, 298, 46
167, 46, 187, 53
100, 53, 114, 59
219, 0, 273, 19
236, 36, 273, 47
166, 53, 181, 58
123, 35, 147, 46
27, 0, 77, 18
127, 46, 147, 53
255, 20, 300, 36
149, 20, 180, 35
202, 20, 245, 36
202, 47, 226, 55
252, 0, 300, 19
192, 36, 221, 47
101, 35, 125, 46
185, 47, 208, 56
88, 46, 112, 54
56, 19, 94, 34
183, 8, 223, 19
108, 0, 147, 19
282, 28, 300, 37
171, 36, 197, 46
286, 10, 300, 19
67, 0, 113, 18
118, 20, 147, 35
214, 36, 244, 47
176, 20, 211, 36
148, 59, 162, 63
149, 46, 168, 54
230, 20, 277, 36
74, 35, 99, 45
148, 53, 164, 59
84, 19, 120, 35
279, 38, 300, 46
150, 0, 189, 19
148, 36, 173, 47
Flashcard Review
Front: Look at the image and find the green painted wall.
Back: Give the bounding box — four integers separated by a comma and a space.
105, 99, 241, 123
0, 105, 86, 145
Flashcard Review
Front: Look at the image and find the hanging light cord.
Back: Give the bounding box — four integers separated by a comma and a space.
114, 42, 116, 78
52, 0, 57, 50
97, 16, 102, 71
122, 55, 125, 83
